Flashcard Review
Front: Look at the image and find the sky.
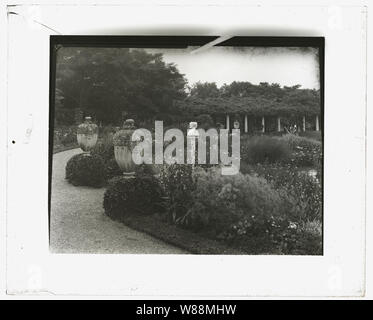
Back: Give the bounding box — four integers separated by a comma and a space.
147, 46, 320, 90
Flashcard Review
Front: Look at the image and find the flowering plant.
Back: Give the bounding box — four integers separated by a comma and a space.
54, 126, 76, 146
77, 117, 98, 135
113, 130, 135, 147
112, 119, 136, 147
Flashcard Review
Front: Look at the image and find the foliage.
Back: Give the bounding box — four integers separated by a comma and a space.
65, 153, 106, 187
76, 121, 98, 134
241, 135, 291, 164
91, 139, 115, 163
159, 164, 196, 224
229, 213, 322, 255
195, 114, 214, 130
157, 164, 322, 254
299, 131, 322, 141
55, 108, 75, 126
54, 126, 76, 146
89, 131, 123, 180
98, 125, 118, 139
113, 129, 136, 147
248, 163, 322, 221
55, 47, 187, 125
134, 163, 156, 177
176, 82, 320, 118
182, 168, 287, 234
103, 173, 164, 220
190, 81, 220, 99
105, 158, 122, 180
280, 134, 322, 167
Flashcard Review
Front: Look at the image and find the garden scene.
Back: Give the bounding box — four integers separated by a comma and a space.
50, 46, 323, 255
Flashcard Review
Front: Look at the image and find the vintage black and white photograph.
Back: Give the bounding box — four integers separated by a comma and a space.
2, 0, 370, 299
49, 37, 323, 255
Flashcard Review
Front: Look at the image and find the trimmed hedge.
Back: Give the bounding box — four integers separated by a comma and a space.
103, 173, 164, 220
185, 168, 289, 233
65, 153, 106, 187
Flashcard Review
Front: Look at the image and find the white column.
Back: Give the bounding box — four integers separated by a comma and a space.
302, 116, 306, 132
244, 115, 248, 133
277, 116, 281, 132
226, 114, 230, 130
316, 115, 319, 131
262, 116, 265, 133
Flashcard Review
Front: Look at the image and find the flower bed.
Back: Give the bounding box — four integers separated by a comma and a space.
160, 166, 321, 254
53, 126, 78, 152
279, 134, 322, 167
95, 129, 323, 255
102, 162, 322, 255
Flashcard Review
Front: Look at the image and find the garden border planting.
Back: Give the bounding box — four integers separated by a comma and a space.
118, 214, 247, 255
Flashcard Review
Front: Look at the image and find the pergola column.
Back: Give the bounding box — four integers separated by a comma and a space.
244, 115, 248, 133
277, 116, 281, 132
302, 116, 306, 132
315, 115, 320, 131
262, 116, 265, 133
226, 114, 230, 131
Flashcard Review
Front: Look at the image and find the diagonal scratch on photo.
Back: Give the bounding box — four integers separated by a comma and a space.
50, 37, 323, 255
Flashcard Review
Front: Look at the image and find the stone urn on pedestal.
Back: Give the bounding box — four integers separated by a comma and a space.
113, 119, 137, 176
77, 116, 98, 153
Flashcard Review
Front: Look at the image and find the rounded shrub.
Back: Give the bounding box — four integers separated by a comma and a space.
185, 168, 285, 233
135, 163, 156, 177
65, 153, 106, 187
103, 173, 164, 220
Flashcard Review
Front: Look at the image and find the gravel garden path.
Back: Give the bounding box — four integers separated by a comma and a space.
50, 148, 187, 254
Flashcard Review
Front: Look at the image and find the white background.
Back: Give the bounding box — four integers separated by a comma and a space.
0, 0, 371, 299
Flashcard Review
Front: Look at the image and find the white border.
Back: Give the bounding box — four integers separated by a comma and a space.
2, 1, 368, 297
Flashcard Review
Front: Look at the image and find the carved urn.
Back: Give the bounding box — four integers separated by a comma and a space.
77, 116, 98, 152
113, 119, 137, 175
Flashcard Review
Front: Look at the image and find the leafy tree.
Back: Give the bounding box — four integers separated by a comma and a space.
176, 81, 320, 118
195, 114, 214, 129
190, 81, 220, 99
55, 47, 187, 125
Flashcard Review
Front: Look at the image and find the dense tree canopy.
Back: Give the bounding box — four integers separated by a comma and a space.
55, 47, 187, 125
177, 81, 320, 118
190, 81, 220, 99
